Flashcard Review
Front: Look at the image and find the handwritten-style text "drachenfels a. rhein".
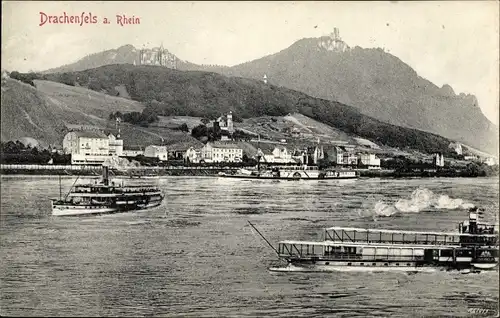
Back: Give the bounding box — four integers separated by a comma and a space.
39, 12, 140, 26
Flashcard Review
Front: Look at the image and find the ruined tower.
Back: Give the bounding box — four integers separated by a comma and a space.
227, 111, 234, 134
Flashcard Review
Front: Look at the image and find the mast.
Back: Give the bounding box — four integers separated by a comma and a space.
256, 134, 260, 171
257, 134, 262, 172
248, 221, 280, 257
64, 175, 80, 201
59, 175, 62, 201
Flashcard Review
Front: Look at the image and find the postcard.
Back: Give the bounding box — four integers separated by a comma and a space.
1, 1, 499, 317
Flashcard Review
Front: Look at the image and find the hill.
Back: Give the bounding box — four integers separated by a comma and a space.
41, 39, 498, 154
206, 37, 499, 154
39, 65, 457, 155
43, 44, 143, 74
43, 44, 205, 74
1, 78, 67, 147
0, 77, 202, 149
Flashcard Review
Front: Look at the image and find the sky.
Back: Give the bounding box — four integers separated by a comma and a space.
2, 1, 499, 124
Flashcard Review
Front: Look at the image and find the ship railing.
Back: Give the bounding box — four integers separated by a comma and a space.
278, 242, 428, 261
324, 227, 497, 246
325, 255, 426, 262
278, 242, 319, 257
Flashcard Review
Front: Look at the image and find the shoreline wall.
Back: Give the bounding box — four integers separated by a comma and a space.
1, 164, 496, 178
0, 164, 240, 176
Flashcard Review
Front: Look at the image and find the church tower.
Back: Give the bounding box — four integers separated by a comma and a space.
227, 111, 234, 134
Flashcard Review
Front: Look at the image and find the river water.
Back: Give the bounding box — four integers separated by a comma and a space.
1, 176, 499, 317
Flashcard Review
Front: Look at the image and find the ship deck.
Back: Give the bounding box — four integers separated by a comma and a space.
67, 190, 163, 197
277, 240, 499, 264
278, 240, 463, 249
75, 183, 159, 188
323, 226, 498, 247
325, 226, 498, 237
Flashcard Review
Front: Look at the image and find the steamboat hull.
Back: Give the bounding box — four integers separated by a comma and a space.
270, 258, 499, 272
220, 167, 358, 180
270, 264, 438, 273
219, 174, 358, 180
274, 224, 499, 273
51, 194, 164, 216
51, 203, 119, 216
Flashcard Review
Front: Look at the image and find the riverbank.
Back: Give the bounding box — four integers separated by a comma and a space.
1, 164, 497, 178
0, 167, 238, 176
1, 168, 497, 179
358, 169, 499, 178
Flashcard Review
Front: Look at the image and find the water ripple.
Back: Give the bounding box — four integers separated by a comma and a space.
0, 176, 498, 317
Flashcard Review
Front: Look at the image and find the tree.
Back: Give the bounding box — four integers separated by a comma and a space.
317, 158, 330, 169
9, 71, 38, 86
178, 123, 189, 132
464, 163, 480, 177
60, 73, 75, 86
109, 111, 124, 121
191, 124, 208, 139
232, 113, 243, 123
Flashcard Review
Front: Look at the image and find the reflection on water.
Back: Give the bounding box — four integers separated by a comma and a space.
1, 175, 498, 317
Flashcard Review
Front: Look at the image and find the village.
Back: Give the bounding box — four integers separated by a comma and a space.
60, 110, 382, 169
56, 110, 497, 172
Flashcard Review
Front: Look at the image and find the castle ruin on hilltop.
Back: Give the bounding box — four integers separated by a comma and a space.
318, 27, 350, 52
137, 44, 178, 69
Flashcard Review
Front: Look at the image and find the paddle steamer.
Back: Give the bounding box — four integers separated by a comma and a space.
51, 166, 164, 216
262, 209, 498, 272
220, 165, 358, 180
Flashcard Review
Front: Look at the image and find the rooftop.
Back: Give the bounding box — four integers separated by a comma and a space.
123, 145, 144, 151
71, 131, 108, 139
209, 142, 242, 149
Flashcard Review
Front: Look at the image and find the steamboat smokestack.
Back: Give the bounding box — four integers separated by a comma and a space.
102, 166, 109, 186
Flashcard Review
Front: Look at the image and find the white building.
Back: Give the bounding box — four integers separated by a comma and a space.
262, 146, 294, 164
108, 133, 123, 156
433, 153, 445, 167
122, 147, 144, 157
144, 145, 168, 161
63, 131, 111, 165
215, 111, 235, 141
483, 157, 497, 166
464, 155, 478, 161
330, 145, 358, 166
343, 152, 358, 166
359, 153, 381, 169
201, 142, 243, 163
331, 146, 345, 165
184, 147, 202, 163
449, 142, 463, 155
